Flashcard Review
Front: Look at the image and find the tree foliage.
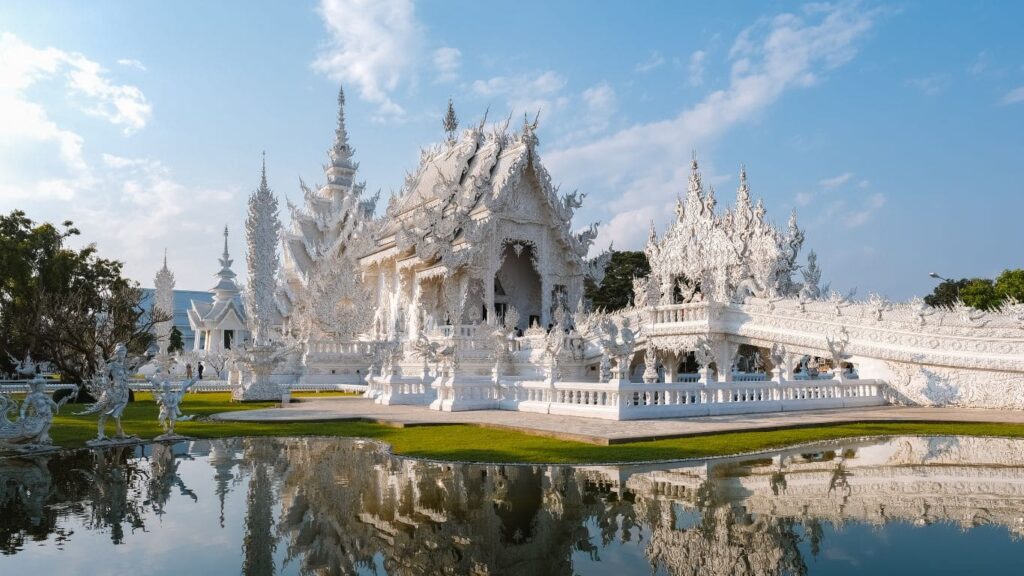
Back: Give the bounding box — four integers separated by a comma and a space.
0, 210, 167, 383
994, 269, 1024, 301
959, 278, 1002, 311
584, 251, 651, 311
168, 325, 184, 354
923, 278, 969, 309
925, 269, 1024, 310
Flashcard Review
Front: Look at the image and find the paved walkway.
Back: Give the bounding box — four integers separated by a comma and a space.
211, 397, 1024, 445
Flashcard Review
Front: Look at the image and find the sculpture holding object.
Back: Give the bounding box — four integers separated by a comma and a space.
0, 354, 77, 451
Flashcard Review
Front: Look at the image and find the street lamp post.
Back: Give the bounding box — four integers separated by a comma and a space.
929, 272, 960, 301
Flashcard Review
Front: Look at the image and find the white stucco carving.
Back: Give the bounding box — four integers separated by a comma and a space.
255, 88, 1023, 416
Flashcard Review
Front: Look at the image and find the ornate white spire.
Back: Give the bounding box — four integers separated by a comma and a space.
153, 248, 176, 355
246, 153, 282, 343
212, 225, 241, 303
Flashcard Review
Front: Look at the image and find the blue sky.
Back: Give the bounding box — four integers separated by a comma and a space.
0, 0, 1021, 298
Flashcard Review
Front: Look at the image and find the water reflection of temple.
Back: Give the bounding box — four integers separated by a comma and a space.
262, 436, 1024, 575
3, 436, 1024, 573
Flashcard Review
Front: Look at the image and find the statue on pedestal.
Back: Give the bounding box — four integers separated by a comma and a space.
79, 343, 137, 445
154, 375, 197, 440
1, 354, 77, 450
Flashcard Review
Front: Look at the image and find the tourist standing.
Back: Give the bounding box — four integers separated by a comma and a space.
185, 363, 193, 379
197, 361, 204, 380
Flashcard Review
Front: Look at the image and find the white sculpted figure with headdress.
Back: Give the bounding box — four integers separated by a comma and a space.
78, 343, 135, 443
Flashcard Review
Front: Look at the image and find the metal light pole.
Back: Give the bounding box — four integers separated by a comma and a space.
929, 272, 960, 300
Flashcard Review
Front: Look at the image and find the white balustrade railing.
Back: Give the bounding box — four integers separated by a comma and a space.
490, 378, 885, 420
127, 379, 367, 393
306, 341, 374, 356
0, 380, 78, 394
650, 303, 710, 325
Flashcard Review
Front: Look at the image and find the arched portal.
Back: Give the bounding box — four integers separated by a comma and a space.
495, 241, 542, 331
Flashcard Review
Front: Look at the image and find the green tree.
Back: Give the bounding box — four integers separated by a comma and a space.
924, 278, 969, 308
994, 269, 1024, 302
0, 210, 167, 384
959, 278, 1002, 311
584, 251, 651, 311
168, 325, 184, 354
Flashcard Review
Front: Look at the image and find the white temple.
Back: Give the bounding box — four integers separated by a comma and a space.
216, 85, 1024, 416
187, 226, 248, 352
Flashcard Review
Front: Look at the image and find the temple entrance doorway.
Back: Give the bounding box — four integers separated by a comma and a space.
495, 241, 542, 331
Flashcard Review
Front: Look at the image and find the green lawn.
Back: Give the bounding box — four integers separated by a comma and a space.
38, 393, 1024, 464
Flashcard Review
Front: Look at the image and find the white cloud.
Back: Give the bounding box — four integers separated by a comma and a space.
794, 191, 814, 206
65, 156, 241, 286
432, 46, 461, 83
688, 50, 707, 86
65, 54, 152, 132
1000, 86, 1024, 105
472, 70, 568, 117
546, 2, 880, 250
634, 50, 665, 73
819, 172, 853, 188
0, 32, 152, 202
312, 0, 420, 120
0, 33, 239, 288
582, 82, 617, 123
117, 58, 147, 71
845, 192, 886, 228
968, 51, 988, 76
906, 73, 951, 96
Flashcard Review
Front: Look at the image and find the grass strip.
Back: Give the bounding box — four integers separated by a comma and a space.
36, 393, 1024, 464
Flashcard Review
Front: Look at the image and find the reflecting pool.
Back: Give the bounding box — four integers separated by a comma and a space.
2, 435, 1024, 574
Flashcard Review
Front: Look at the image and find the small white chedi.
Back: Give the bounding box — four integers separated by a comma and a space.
182, 86, 1024, 418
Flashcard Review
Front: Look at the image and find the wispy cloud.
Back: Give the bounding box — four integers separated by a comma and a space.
0, 32, 153, 202
845, 192, 886, 228
432, 46, 461, 83
117, 58, 147, 71
634, 50, 665, 73
968, 51, 990, 76
819, 172, 853, 188
472, 70, 568, 117
312, 0, 420, 121
906, 73, 951, 96
546, 2, 881, 250
1000, 86, 1024, 105
688, 50, 707, 86
0, 32, 239, 287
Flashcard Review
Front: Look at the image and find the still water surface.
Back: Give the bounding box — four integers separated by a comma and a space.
1, 435, 1023, 575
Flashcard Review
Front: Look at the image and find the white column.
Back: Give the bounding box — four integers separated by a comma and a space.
485, 274, 496, 326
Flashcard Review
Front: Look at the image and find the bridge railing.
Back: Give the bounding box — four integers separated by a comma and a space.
497, 377, 885, 420
650, 302, 711, 325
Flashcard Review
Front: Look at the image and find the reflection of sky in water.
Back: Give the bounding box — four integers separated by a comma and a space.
2, 436, 1024, 575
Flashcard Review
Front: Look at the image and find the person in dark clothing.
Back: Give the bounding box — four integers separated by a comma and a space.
197, 362, 204, 380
